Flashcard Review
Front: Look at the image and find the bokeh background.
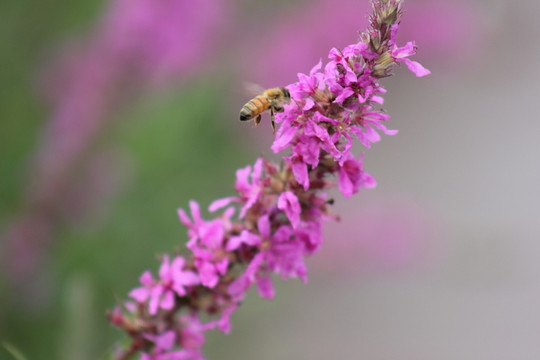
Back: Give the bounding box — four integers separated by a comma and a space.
1, 0, 539, 359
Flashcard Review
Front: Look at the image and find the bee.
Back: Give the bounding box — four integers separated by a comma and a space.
239, 87, 291, 132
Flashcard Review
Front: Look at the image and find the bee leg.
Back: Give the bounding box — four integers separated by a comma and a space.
254, 114, 262, 127
274, 105, 284, 112
270, 107, 276, 133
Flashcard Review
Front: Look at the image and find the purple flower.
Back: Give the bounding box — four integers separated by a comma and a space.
235, 159, 264, 218
284, 138, 320, 190
179, 313, 211, 351
305, 114, 341, 157
129, 255, 199, 315
338, 153, 376, 198
271, 116, 299, 153
327, 48, 358, 85
227, 215, 277, 300
295, 220, 323, 255
294, 60, 325, 98
128, 271, 155, 303
264, 225, 308, 283
391, 41, 431, 77
192, 248, 228, 288
178, 201, 225, 250
178, 201, 234, 288
277, 192, 302, 229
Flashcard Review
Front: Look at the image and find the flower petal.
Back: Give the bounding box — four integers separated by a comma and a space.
277, 192, 301, 229
402, 59, 431, 77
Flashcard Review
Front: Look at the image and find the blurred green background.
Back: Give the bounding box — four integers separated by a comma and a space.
0, 1, 253, 358
2, 0, 540, 359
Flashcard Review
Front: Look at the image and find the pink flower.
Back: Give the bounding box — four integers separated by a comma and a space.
179, 314, 210, 351
129, 256, 199, 315
271, 117, 299, 153
192, 248, 228, 288
338, 153, 376, 198
304, 114, 341, 158
295, 220, 323, 255
327, 48, 358, 84
178, 201, 233, 288
391, 41, 431, 77
284, 138, 320, 190
231, 218, 309, 285
235, 159, 264, 218
277, 192, 302, 229
129, 271, 156, 304
168, 256, 200, 295
227, 215, 277, 300
293, 60, 325, 98
264, 225, 308, 283
178, 201, 225, 250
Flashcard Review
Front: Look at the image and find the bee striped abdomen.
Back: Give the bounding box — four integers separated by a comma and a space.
240, 96, 269, 121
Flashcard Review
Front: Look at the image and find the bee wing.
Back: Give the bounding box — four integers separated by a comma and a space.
243, 82, 265, 96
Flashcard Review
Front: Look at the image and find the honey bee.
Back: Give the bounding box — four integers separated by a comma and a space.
239, 87, 291, 132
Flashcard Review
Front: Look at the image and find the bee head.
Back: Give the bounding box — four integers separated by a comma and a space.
282, 88, 290, 99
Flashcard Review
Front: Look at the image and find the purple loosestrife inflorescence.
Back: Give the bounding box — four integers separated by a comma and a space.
108, 1, 429, 359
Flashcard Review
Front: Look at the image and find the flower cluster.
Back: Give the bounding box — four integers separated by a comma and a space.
108, 1, 428, 359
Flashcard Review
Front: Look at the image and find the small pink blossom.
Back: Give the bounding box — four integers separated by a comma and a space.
391, 41, 431, 77
179, 313, 212, 351
235, 159, 264, 218
271, 119, 298, 153
264, 226, 308, 283
178, 200, 226, 250
293, 60, 325, 98
277, 192, 302, 229
338, 153, 376, 198
128, 271, 155, 303
129, 256, 199, 315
